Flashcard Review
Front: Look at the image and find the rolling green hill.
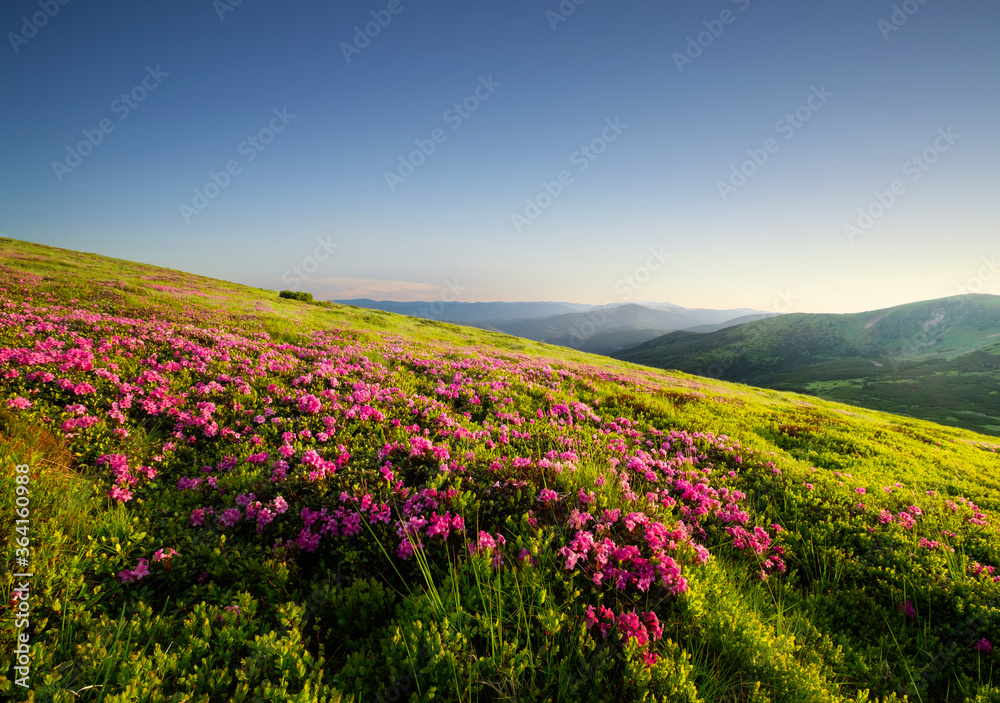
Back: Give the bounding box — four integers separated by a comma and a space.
613, 297, 1000, 436
1, 237, 999, 702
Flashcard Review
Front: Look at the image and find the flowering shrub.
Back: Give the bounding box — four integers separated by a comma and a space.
0, 250, 997, 702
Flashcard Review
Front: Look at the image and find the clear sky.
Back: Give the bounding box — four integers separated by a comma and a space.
1, 0, 997, 314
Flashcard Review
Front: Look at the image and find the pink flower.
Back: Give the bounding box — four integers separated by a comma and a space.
643, 611, 663, 641
616, 611, 648, 646
538, 488, 558, 503
153, 548, 178, 562
297, 394, 322, 414
255, 508, 275, 532
425, 513, 451, 540
469, 531, 505, 568
974, 638, 993, 653
270, 496, 289, 514
108, 485, 133, 503
623, 512, 649, 531
119, 558, 150, 584
692, 544, 711, 565
6, 396, 33, 410
177, 477, 202, 491
218, 508, 242, 528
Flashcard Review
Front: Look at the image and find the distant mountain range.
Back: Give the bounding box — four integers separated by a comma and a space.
337, 294, 1000, 435
473, 305, 776, 355
613, 295, 1000, 436
332, 300, 592, 322
334, 299, 777, 355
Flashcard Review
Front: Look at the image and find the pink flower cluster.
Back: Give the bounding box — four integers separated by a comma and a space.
119, 558, 150, 583
469, 531, 506, 569
584, 604, 664, 653
97, 453, 156, 503
726, 524, 786, 577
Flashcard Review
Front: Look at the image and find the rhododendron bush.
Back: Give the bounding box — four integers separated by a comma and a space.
0, 251, 998, 702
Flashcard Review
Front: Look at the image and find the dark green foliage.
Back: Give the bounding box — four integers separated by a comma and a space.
280, 290, 314, 302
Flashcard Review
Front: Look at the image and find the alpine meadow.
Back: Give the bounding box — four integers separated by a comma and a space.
1, 239, 998, 701
2, 1, 999, 701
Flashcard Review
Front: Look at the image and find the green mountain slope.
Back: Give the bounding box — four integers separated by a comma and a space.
1, 237, 999, 703
613, 297, 1000, 436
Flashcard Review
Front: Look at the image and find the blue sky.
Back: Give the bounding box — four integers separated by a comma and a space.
1, 0, 997, 313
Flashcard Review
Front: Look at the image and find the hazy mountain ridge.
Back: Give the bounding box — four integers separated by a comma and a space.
478, 304, 776, 355
337, 299, 774, 355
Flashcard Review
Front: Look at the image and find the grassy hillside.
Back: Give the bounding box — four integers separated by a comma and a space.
1, 237, 999, 702
613, 298, 1000, 436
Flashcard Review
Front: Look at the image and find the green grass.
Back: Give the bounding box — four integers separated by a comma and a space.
1, 236, 999, 702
